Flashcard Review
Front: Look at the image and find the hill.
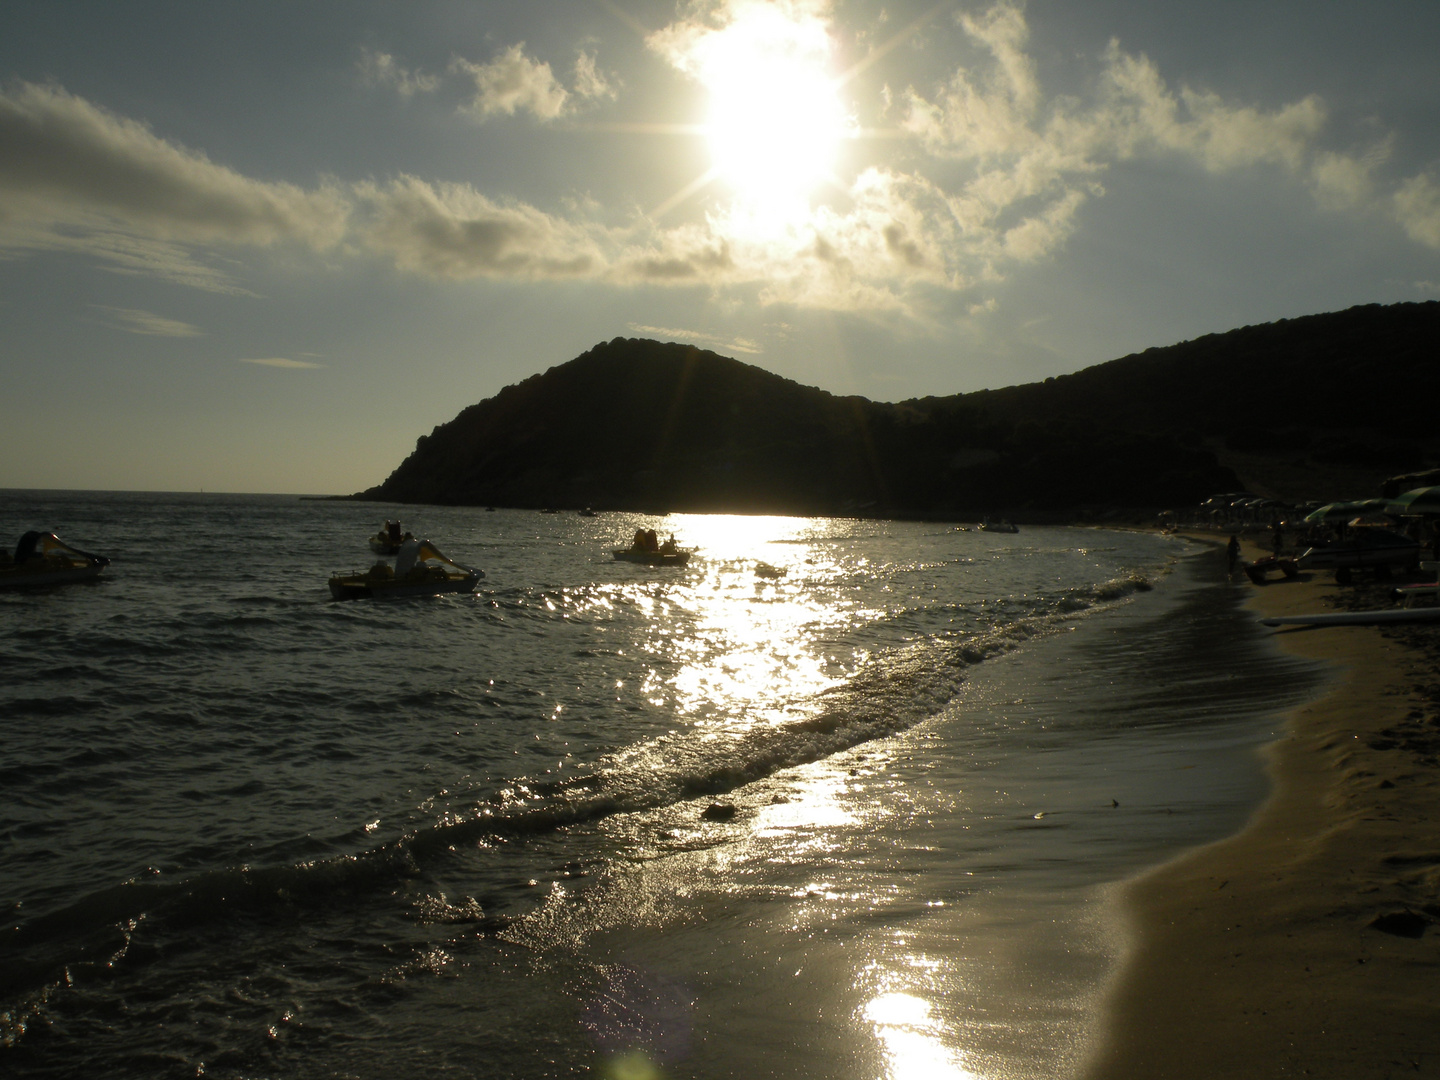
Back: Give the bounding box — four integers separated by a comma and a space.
359, 302, 1440, 517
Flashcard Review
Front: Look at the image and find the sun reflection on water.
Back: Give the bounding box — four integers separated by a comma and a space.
865, 991, 977, 1080
642, 515, 881, 731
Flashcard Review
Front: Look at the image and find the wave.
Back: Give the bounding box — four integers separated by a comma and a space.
0, 562, 1161, 1042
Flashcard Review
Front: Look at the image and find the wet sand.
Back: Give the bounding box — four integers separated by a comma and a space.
1087, 538, 1440, 1078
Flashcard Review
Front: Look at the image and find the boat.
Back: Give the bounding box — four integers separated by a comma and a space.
1243, 555, 1299, 584
613, 528, 691, 566
368, 520, 407, 555
0, 531, 110, 589
1295, 528, 1420, 575
329, 538, 483, 600
1260, 608, 1440, 627
980, 518, 1019, 533
613, 547, 692, 567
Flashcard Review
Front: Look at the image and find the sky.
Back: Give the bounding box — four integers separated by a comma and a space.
3, 0, 1438, 494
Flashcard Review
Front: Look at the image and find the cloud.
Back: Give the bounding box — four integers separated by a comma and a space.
887, 0, 1440, 291
239, 356, 324, 369
626, 323, 762, 354
4, 5, 1437, 325
646, 0, 835, 76
358, 48, 441, 98
90, 305, 204, 337
1394, 173, 1440, 249
355, 176, 603, 279
0, 81, 348, 289
453, 44, 573, 122
573, 50, 619, 103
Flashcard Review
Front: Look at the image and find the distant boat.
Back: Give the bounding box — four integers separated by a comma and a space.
368, 520, 406, 555
980, 518, 1019, 533
329, 538, 483, 600
578, 507, 597, 517
0, 532, 109, 589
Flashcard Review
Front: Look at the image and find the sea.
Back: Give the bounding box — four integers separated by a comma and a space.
0, 491, 1326, 1080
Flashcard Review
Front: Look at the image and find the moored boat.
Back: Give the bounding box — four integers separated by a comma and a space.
329, 538, 483, 600
0, 532, 110, 589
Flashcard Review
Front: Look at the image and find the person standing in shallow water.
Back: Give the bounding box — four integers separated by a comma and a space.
1227, 535, 1241, 573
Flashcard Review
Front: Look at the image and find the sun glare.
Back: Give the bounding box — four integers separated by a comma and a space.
694, 8, 847, 211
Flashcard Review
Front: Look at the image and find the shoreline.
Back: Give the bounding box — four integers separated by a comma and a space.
1085, 536, 1440, 1077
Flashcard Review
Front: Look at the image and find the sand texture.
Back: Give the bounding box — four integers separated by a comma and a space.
1087, 539, 1440, 1079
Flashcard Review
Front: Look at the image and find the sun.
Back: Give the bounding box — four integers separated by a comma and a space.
691, 7, 848, 210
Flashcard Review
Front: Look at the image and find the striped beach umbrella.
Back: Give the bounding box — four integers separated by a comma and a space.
1385, 486, 1440, 516
1302, 499, 1387, 524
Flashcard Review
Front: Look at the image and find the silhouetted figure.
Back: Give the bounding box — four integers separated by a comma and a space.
1227, 535, 1241, 573
1271, 522, 1283, 554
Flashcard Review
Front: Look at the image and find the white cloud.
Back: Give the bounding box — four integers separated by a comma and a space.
90, 305, 204, 337
453, 44, 573, 122
358, 48, 441, 98
1310, 150, 1378, 210
573, 50, 619, 103
0, 81, 347, 289
451, 43, 618, 122
1394, 173, 1440, 249
887, 0, 1440, 289
626, 323, 762, 354
239, 356, 324, 369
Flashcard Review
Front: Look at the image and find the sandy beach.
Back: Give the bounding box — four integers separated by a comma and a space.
1087, 537, 1440, 1078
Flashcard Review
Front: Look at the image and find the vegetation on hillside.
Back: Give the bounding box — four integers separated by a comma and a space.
360, 302, 1440, 516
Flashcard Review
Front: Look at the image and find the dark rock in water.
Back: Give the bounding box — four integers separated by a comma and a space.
701, 802, 737, 821
1369, 909, 1431, 938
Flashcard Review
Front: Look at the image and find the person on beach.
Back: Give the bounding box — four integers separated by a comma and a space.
1227, 535, 1241, 573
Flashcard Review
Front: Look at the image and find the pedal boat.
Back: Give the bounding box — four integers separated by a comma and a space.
329, 538, 483, 600
0, 532, 110, 589
612, 546, 692, 566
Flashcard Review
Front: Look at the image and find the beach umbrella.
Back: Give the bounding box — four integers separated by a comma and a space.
1385, 486, 1440, 516
1302, 499, 1384, 523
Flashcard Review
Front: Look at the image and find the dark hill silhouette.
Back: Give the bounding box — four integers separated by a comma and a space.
359, 301, 1439, 516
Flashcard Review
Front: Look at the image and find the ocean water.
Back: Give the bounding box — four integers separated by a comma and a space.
0, 492, 1325, 1080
